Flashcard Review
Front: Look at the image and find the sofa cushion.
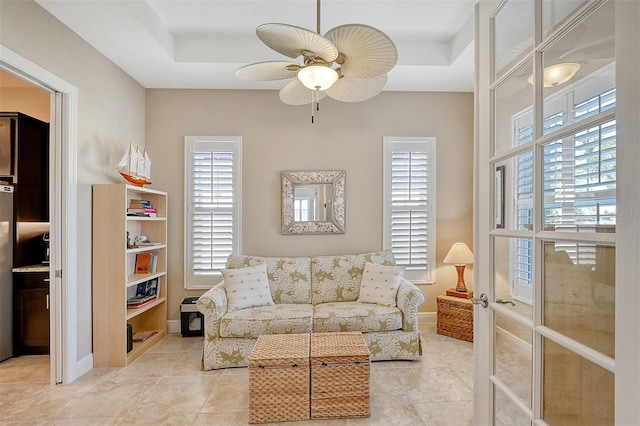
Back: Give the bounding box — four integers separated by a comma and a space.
226, 255, 312, 304
313, 301, 403, 333
358, 262, 404, 307
221, 264, 274, 311
311, 250, 397, 305
219, 304, 314, 338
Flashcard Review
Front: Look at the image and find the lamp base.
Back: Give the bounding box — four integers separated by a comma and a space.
446, 288, 474, 299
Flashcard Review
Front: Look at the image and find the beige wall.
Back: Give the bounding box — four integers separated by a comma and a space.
1, 0, 146, 359
146, 89, 474, 319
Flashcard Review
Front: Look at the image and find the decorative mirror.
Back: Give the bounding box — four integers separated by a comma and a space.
282, 170, 346, 234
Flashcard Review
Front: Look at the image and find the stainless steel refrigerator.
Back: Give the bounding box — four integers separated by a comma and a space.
0, 183, 13, 361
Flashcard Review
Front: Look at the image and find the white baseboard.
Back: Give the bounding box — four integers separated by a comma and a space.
166, 320, 181, 334
70, 353, 93, 383
419, 312, 437, 324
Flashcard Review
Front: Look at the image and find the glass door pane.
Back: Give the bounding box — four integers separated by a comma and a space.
494, 0, 534, 80
494, 385, 531, 426
494, 64, 534, 156
494, 236, 533, 319
543, 241, 615, 357
495, 311, 532, 407
542, 1, 615, 128
543, 338, 614, 424
541, 122, 617, 232
542, 0, 589, 39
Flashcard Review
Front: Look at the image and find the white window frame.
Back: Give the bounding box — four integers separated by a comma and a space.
184, 136, 242, 289
383, 137, 436, 284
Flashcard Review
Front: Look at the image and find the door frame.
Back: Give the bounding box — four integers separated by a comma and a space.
0, 45, 79, 384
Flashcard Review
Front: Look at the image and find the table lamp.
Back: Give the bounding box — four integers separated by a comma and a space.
443, 242, 474, 297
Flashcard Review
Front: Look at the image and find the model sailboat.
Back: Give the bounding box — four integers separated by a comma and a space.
115, 143, 152, 187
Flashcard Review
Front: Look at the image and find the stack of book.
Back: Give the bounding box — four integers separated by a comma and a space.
127, 278, 159, 308
127, 199, 157, 217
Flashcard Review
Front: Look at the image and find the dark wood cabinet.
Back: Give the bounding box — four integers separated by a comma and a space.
0, 112, 49, 222
13, 272, 49, 355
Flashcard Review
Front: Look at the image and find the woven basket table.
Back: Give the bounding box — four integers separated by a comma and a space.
248, 333, 310, 424
310, 331, 371, 419
436, 295, 474, 342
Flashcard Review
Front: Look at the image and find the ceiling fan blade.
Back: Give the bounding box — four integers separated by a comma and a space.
236, 61, 299, 81
257, 23, 338, 62
279, 79, 327, 105
325, 24, 397, 79
325, 74, 387, 103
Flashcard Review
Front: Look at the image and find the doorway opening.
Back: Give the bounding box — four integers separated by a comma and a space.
1, 45, 81, 384
0, 67, 57, 383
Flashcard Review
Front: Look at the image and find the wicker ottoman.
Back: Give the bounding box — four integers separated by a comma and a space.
310, 331, 371, 419
437, 295, 474, 342
248, 333, 310, 424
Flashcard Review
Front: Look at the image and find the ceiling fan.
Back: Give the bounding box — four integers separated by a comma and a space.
236, 0, 397, 111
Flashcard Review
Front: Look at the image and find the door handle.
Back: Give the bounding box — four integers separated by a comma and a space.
471, 293, 488, 308
495, 298, 516, 306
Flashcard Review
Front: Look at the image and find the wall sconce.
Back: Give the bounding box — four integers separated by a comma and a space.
527, 63, 581, 88
443, 242, 474, 298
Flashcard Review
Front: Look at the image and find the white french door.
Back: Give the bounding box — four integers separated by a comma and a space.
474, 0, 640, 424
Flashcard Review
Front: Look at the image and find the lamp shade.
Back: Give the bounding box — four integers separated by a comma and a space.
443, 242, 474, 265
297, 65, 339, 90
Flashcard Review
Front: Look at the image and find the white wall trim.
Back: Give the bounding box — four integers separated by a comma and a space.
75, 353, 93, 379
418, 312, 437, 324
0, 45, 79, 384
166, 320, 181, 334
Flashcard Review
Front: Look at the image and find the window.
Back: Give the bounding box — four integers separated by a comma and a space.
184, 136, 242, 289
383, 137, 436, 283
512, 87, 616, 300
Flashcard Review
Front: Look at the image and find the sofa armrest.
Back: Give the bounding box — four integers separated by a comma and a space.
196, 282, 228, 339
396, 278, 425, 332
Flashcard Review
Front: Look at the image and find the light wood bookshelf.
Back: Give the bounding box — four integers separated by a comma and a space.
92, 184, 168, 367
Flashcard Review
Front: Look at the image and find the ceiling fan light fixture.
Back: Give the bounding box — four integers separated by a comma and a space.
527, 63, 581, 87
297, 65, 339, 91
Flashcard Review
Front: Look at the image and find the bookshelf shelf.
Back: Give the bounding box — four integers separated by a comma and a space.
126, 296, 167, 320
126, 271, 166, 288
127, 330, 164, 363
126, 244, 167, 254
92, 184, 168, 367
126, 216, 166, 222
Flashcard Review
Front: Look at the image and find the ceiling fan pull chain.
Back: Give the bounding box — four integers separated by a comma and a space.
311, 90, 315, 123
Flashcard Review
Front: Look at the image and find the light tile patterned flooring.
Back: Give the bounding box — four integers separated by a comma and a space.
0, 323, 473, 425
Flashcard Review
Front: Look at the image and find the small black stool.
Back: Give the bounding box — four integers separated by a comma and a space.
180, 297, 204, 337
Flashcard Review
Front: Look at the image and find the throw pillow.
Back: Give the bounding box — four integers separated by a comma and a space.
357, 262, 404, 307
222, 263, 275, 311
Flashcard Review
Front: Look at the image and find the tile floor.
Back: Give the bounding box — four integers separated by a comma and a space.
0, 323, 473, 425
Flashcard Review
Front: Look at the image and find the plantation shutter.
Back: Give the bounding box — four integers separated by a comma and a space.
185, 137, 241, 289
192, 149, 234, 273
384, 138, 435, 283
391, 151, 429, 269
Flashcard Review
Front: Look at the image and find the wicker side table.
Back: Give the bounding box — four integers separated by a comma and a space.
436, 295, 474, 342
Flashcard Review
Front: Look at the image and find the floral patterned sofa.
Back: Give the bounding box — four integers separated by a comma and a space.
196, 250, 425, 370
